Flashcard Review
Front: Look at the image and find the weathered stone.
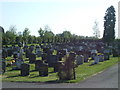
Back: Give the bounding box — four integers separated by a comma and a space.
76, 55, 84, 65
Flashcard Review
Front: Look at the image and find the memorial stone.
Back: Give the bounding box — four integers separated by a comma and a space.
21, 63, 30, 76
2, 58, 6, 74
29, 53, 36, 63
47, 55, 59, 67
35, 60, 43, 71
39, 63, 48, 76
99, 54, 104, 62
76, 55, 84, 65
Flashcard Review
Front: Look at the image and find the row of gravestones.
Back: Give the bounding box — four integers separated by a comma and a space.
74, 52, 110, 66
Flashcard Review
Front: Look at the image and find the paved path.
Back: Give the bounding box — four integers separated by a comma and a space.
2, 64, 119, 88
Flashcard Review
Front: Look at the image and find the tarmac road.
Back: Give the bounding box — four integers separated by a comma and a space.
2, 63, 119, 88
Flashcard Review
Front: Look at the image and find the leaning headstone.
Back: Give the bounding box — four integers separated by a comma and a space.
29, 53, 36, 63
76, 55, 84, 65
21, 63, 30, 76
39, 63, 48, 76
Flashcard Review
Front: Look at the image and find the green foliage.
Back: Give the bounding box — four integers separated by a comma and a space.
22, 28, 30, 44
103, 5, 116, 43
2, 25, 17, 45
38, 28, 45, 37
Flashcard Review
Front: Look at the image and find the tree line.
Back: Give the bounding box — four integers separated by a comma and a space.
1, 5, 117, 45
1, 25, 98, 45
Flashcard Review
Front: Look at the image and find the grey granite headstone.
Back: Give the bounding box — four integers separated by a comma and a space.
99, 54, 104, 62
76, 55, 84, 65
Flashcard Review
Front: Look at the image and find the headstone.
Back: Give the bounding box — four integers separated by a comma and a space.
25, 49, 30, 58
35, 60, 43, 71
112, 49, 118, 57
83, 53, 89, 62
91, 49, 98, 60
29, 53, 36, 63
91, 54, 99, 65
47, 55, 59, 67
53, 61, 63, 72
15, 59, 24, 69
41, 53, 47, 61
21, 63, 30, 76
103, 48, 110, 60
99, 54, 104, 62
36, 46, 40, 55
13, 53, 18, 59
94, 55, 99, 64
76, 55, 84, 65
37, 51, 42, 57
39, 63, 48, 76
2, 59, 6, 74
7, 48, 13, 57
2, 49, 7, 58
104, 53, 110, 60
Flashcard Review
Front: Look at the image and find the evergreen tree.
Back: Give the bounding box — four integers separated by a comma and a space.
103, 5, 116, 43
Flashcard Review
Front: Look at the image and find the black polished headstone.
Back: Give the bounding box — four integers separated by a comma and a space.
21, 63, 30, 76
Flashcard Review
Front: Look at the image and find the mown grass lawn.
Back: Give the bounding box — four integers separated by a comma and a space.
2, 56, 119, 83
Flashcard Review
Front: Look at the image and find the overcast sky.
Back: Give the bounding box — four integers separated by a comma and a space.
0, 0, 119, 38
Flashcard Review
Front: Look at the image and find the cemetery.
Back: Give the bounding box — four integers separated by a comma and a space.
1, 39, 120, 83
0, 4, 120, 84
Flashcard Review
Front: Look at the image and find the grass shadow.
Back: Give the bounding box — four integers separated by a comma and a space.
29, 75, 40, 78
6, 74, 21, 78
45, 79, 70, 84
48, 71, 56, 73
30, 70, 37, 72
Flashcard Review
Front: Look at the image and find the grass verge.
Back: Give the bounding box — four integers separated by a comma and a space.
2, 56, 119, 83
